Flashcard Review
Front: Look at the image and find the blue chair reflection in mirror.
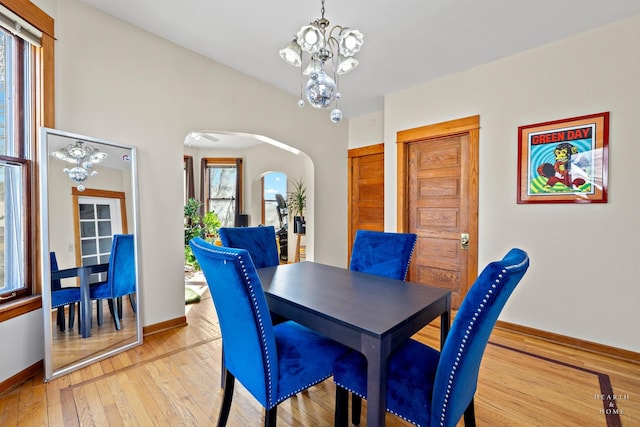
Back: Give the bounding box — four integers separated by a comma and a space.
218, 225, 280, 268
50, 252, 80, 332
189, 238, 349, 427
349, 230, 418, 280
89, 234, 137, 331
333, 248, 530, 427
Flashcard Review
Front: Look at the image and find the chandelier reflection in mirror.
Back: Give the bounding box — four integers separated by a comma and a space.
279, 0, 363, 123
51, 140, 107, 191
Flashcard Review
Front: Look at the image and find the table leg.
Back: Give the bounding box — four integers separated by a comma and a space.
440, 308, 451, 349
362, 335, 389, 427
79, 268, 92, 338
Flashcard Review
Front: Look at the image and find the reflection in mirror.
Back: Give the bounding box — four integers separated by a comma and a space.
39, 127, 142, 381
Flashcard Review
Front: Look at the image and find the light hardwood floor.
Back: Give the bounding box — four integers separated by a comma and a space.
1, 288, 638, 426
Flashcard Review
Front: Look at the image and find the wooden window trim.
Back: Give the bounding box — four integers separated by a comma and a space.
0, 0, 54, 320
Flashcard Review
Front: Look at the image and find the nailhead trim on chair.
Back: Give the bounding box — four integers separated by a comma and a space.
438, 269, 505, 427
402, 240, 418, 281
195, 240, 336, 410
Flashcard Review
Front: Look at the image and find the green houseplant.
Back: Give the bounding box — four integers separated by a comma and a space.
287, 177, 306, 234
184, 198, 221, 270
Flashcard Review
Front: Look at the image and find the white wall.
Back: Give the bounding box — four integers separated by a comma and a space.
1, 0, 349, 382
351, 16, 640, 352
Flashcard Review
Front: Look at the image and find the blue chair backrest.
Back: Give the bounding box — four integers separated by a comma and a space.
431, 248, 530, 427
349, 230, 418, 280
106, 234, 136, 298
189, 237, 278, 407
50, 252, 61, 291
218, 225, 280, 268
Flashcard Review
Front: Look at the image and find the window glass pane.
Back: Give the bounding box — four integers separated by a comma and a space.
96, 204, 111, 219
209, 199, 235, 228
81, 239, 96, 255
99, 254, 110, 264
209, 166, 236, 199
263, 172, 287, 228
98, 237, 112, 253
80, 221, 96, 238
83, 256, 98, 266
0, 162, 25, 292
0, 30, 14, 157
97, 221, 112, 236
79, 204, 95, 219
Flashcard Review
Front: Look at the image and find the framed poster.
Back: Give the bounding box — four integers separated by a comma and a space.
517, 112, 609, 204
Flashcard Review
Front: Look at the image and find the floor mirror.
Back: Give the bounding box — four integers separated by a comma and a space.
39, 127, 142, 381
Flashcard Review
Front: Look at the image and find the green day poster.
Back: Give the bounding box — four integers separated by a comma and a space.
517, 112, 609, 204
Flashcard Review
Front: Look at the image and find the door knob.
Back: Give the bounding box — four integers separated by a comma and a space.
460, 233, 469, 250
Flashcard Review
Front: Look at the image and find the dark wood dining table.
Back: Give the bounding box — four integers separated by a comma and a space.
257, 261, 451, 427
51, 263, 109, 338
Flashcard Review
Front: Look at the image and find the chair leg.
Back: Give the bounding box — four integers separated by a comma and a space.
117, 296, 123, 319
217, 370, 235, 427
97, 300, 104, 326
464, 398, 476, 427
334, 386, 349, 427
129, 293, 137, 313
264, 406, 277, 427
220, 343, 226, 389
108, 298, 122, 330
56, 307, 65, 332
352, 394, 362, 426
69, 303, 76, 329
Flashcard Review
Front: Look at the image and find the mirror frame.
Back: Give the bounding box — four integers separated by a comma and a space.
39, 127, 142, 381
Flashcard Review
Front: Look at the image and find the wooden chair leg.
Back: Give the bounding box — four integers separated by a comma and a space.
464, 398, 476, 427
334, 386, 349, 427
352, 394, 362, 426
217, 371, 235, 427
264, 406, 277, 427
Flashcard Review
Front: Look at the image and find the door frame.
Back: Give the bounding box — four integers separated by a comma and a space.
72, 188, 129, 267
396, 115, 480, 299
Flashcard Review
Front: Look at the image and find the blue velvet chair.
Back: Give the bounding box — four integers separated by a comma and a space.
334, 248, 530, 427
189, 237, 349, 427
50, 252, 80, 332
90, 234, 137, 331
218, 225, 280, 268
349, 230, 418, 280
348, 229, 418, 419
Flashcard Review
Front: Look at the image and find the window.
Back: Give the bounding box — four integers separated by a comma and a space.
0, 1, 54, 307
262, 171, 287, 229
201, 158, 242, 228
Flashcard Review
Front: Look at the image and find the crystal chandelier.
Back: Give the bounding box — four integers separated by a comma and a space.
279, 0, 363, 123
51, 140, 107, 191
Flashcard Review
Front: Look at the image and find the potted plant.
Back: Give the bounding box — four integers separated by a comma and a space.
287, 177, 306, 234
184, 198, 221, 270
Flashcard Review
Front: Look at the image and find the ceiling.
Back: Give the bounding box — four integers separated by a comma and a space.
79, 0, 640, 132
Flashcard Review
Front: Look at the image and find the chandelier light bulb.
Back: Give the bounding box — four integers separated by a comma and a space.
77, 184, 85, 192
330, 108, 343, 123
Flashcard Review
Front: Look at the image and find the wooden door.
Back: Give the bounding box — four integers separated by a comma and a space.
397, 116, 479, 308
348, 143, 384, 262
